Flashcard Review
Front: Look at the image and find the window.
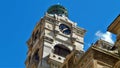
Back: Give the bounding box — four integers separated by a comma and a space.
32, 30, 39, 45
59, 24, 71, 35
33, 49, 39, 62
54, 44, 71, 57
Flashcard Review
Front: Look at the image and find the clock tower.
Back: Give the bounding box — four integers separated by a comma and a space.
25, 5, 86, 68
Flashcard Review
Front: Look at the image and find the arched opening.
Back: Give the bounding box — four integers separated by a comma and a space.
54, 44, 71, 57
33, 49, 39, 62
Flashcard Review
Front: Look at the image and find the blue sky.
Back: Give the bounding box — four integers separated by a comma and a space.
0, 0, 120, 68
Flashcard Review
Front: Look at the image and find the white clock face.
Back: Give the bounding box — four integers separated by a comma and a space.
59, 24, 71, 35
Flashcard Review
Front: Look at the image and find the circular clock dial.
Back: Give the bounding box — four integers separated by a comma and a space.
59, 24, 71, 35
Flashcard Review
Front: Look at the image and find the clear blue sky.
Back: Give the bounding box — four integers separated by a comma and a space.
0, 0, 120, 68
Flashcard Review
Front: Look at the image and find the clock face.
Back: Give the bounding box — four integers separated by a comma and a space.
59, 24, 71, 35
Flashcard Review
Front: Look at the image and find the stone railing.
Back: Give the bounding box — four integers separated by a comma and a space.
49, 53, 65, 63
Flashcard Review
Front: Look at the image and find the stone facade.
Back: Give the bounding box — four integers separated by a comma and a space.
107, 14, 120, 56
25, 5, 120, 68
77, 40, 120, 68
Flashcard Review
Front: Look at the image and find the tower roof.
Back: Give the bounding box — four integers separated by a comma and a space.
47, 4, 68, 17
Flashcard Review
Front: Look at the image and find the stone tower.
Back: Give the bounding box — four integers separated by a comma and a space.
25, 5, 86, 68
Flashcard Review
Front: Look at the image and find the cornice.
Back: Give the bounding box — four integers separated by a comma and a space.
92, 46, 120, 60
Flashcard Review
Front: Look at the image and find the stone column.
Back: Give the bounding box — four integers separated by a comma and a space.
115, 42, 120, 56
116, 28, 120, 56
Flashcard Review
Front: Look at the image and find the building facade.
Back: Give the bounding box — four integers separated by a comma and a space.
25, 5, 120, 68
76, 15, 120, 68
77, 39, 120, 68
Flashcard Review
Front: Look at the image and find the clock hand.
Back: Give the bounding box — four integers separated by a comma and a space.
62, 28, 68, 32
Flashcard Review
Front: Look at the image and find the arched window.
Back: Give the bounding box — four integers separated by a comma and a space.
33, 49, 39, 62
32, 30, 39, 42
54, 44, 71, 57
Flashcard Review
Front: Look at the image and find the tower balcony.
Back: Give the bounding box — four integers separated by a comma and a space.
48, 53, 65, 63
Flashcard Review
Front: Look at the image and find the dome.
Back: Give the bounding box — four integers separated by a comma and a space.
47, 5, 68, 17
